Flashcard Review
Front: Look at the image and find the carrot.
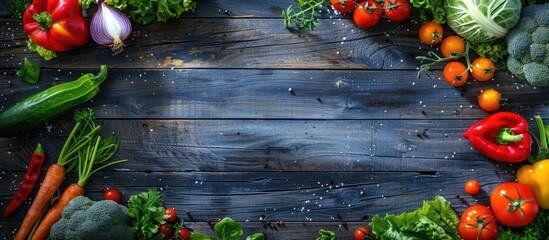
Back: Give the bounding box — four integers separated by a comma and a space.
30, 183, 85, 240
14, 164, 64, 240
14, 110, 101, 240
30, 134, 127, 240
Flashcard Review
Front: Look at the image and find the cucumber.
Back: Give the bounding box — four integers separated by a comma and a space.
0, 65, 107, 137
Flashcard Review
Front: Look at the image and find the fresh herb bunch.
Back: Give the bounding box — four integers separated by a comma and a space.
409, 0, 446, 24
470, 40, 508, 64
282, 0, 330, 30
80, 0, 197, 24
9, 0, 31, 19
127, 188, 169, 240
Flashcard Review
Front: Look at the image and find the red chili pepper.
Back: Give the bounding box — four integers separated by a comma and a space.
463, 112, 531, 163
3, 143, 45, 218
22, 0, 90, 52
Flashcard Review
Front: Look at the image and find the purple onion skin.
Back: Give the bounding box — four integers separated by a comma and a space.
90, 0, 132, 54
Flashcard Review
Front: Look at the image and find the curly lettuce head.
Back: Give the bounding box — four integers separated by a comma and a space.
444, 0, 522, 43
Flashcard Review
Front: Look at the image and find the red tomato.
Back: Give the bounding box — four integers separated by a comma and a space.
490, 182, 539, 227
464, 180, 480, 195
353, 0, 382, 29
331, 0, 356, 13
383, 0, 411, 22
353, 226, 370, 240
165, 207, 177, 222
458, 205, 498, 240
104, 188, 121, 202
443, 61, 468, 87
158, 224, 174, 239
179, 228, 191, 240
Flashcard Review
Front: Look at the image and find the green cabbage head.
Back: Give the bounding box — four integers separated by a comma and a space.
444, 0, 522, 43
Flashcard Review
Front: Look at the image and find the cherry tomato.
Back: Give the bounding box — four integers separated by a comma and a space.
419, 21, 444, 46
164, 207, 177, 222
471, 57, 496, 81
443, 61, 468, 87
490, 182, 539, 227
353, 0, 382, 29
458, 205, 498, 240
440, 35, 465, 58
464, 180, 480, 195
331, 0, 356, 13
353, 226, 370, 240
383, 0, 411, 22
478, 89, 501, 112
104, 188, 121, 202
179, 228, 191, 240
158, 224, 174, 239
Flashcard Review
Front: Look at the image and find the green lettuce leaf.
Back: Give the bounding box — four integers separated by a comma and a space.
127, 0, 197, 25
17, 58, 40, 84
410, 0, 446, 24
27, 39, 57, 60
370, 196, 461, 240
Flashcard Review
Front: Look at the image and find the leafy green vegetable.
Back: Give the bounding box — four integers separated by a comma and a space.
316, 229, 336, 240
9, 0, 31, 19
27, 40, 57, 61
79, 0, 97, 10
370, 196, 461, 240
127, 0, 197, 25
471, 40, 509, 63
497, 210, 549, 240
17, 58, 40, 84
409, 0, 446, 24
282, 0, 330, 30
127, 188, 169, 240
444, 0, 522, 43
245, 233, 265, 240
214, 217, 243, 240
191, 217, 263, 240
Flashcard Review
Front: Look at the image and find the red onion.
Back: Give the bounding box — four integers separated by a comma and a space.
90, 0, 132, 54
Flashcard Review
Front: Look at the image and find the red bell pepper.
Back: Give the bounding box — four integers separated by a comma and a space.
463, 112, 531, 163
22, 0, 90, 52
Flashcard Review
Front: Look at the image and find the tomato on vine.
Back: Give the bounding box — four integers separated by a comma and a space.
165, 207, 177, 222
443, 61, 468, 87
353, 226, 370, 239
353, 0, 382, 29
471, 57, 496, 81
383, 0, 411, 22
331, 0, 356, 13
478, 89, 501, 112
104, 188, 121, 202
158, 223, 174, 239
458, 205, 498, 240
490, 182, 539, 227
440, 35, 465, 58
179, 228, 191, 240
419, 21, 444, 46
464, 180, 480, 195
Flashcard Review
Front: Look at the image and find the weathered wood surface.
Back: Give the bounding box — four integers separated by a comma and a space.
0, 69, 546, 120
1, 0, 547, 239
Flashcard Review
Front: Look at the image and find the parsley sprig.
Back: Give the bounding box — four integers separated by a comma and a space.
127, 188, 170, 240
282, 0, 330, 30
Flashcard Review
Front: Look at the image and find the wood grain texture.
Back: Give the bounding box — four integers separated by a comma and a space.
0, 18, 433, 70
0, 119, 521, 172
0, 171, 514, 224
1, 69, 546, 121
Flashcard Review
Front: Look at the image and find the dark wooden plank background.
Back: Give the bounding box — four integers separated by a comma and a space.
0, 1, 546, 239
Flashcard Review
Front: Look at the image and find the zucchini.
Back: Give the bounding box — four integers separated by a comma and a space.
0, 65, 107, 137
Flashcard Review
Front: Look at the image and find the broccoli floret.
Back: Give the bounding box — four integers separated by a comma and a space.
524, 62, 549, 87
50, 196, 134, 240
532, 27, 549, 44
506, 4, 549, 87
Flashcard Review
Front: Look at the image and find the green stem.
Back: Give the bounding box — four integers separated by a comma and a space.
33, 12, 52, 30
289, 1, 324, 19
496, 128, 523, 145
534, 115, 548, 149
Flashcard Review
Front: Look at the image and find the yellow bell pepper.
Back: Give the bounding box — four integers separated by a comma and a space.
517, 159, 549, 209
